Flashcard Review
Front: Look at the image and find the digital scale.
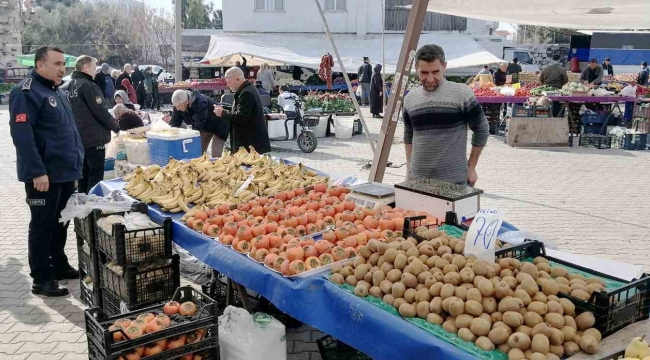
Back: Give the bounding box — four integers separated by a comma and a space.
394, 178, 483, 221
344, 182, 395, 210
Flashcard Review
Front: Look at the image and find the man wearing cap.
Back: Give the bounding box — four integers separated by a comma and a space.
602, 58, 614, 76
94, 63, 116, 107
9, 46, 85, 296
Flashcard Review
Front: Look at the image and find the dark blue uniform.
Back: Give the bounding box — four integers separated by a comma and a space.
9, 71, 84, 285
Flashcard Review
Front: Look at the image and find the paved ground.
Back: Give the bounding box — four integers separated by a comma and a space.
0, 104, 649, 359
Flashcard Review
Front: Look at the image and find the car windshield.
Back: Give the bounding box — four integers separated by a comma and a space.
515, 52, 532, 64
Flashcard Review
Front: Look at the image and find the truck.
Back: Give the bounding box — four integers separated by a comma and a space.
569, 32, 650, 75
446, 35, 538, 77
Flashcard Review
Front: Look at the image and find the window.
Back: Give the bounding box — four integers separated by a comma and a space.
514, 52, 532, 65
255, 0, 284, 11
325, 0, 346, 11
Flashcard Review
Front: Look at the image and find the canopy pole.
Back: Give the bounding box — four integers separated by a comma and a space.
174, 0, 182, 82
314, 0, 375, 154
368, 0, 429, 183
381, 0, 386, 86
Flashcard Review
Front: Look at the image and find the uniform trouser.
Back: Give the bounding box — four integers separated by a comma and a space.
152, 86, 160, 110
79, 146, 106, 194
200, 132, 224, 158
360, 83, 371, 105
25, 181, 76, 284
136, 87, 147, 109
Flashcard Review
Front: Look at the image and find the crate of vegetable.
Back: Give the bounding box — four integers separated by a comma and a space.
93, 204, 173, 266
495, 241, 650, 337
100, 254, 180, 309
85, 286, 219, 360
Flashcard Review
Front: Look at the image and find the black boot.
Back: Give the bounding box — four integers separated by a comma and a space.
32, 281, 69, 297
54, 266, 80, 281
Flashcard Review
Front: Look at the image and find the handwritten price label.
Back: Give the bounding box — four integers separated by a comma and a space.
463, 209, 504, 263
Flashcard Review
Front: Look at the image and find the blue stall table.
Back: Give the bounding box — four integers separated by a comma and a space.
93, 179, 517, 360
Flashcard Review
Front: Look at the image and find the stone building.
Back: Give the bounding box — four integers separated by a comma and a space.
0, 0, 23, 68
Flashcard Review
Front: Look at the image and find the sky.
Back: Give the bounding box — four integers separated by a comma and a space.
143, 0, 221, 13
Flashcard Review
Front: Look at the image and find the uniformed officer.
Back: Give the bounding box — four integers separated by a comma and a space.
9, 46, 84, 297
62, 55, 119, 193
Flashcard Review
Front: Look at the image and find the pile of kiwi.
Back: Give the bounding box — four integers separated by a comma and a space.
410, 226, 506, 254
329, 234, 604, 360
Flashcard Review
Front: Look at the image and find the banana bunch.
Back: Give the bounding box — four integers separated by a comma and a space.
123, 164, 161, 182
233, 146, 264, 166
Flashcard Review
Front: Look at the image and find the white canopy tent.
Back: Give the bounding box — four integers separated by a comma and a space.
422, 0, 650, 30
200, 32, 502, 73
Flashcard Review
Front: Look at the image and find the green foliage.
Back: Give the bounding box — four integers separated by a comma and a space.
0, 83, 16, 94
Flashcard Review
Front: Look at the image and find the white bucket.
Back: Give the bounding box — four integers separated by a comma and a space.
268, 119, 294, 140
312, 116, 329, 138
333, 116, 354, 139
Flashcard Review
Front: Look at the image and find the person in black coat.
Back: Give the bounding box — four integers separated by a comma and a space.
370, 64, 384, 118
61, 55, 119, 194
494, 63, 508, 86
131, 65, 146, 108
213, 67, 271, 154
357, 57, 373, 105
115, 64, 132, 92
151, 68, 163, 111
602, 58, 614, 76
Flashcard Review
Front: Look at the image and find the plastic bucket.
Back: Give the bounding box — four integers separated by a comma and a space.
313, 116, 329, 138
333, 116, 354, 139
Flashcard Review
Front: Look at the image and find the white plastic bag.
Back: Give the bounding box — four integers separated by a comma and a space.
355, 86, 362, 98
150, 118, 172, 133
106, 132, 127, 160
621, 84, 637, 98
219, 306, 286, 360
60, 192, 135, 223
500, 87, 516, 97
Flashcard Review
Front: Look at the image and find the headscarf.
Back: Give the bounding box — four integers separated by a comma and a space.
114, 90, 132, 105
374, 64, 382, 73
112, 104, 135, 119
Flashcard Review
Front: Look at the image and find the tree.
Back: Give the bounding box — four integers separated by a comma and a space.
184, 0, 210, 29
516, 25, 571, 44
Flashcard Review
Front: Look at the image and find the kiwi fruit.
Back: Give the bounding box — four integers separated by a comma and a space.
340, 266, 354, 278
469, 318, 491, 337
579, 335, 599, 354
371, 270, 385, 286
465, 300, 483, 316
426, 313, 444, 325
404, 288, 417, 303
508, 348, 526, 360
415, 300, 430, 319
455, 314, 474, 329
458, 327, 476, 342
393, 254, 407, 270
429, 282, 444, 297
503, 311, 524, 328
354, 284, 368, 297
448, 297, 465, 317
482, 297, 497, 314
575, 312, 595, 330
466, 288, 482, 302
563, 341, 580, 356
515, 325, 532, 338
443, 320, 458, 333
391, 282, 406, 298
479, 313, 492, 326
444, 272, 461, 286
429, 297, 443, 314
544, 313, 565, 329
488, 326, 511, 345
531, 322, 553, 338
330, 273, 344, 284
398, 302, 416, 317
528, 301, 548, 315
475, 336, 495, 351
380, 279, 393, 294
346, 275, 358, 286
401, 273, 418, 288
369, 286, 383, 298
507, 332, 531, 350
564, 315, 577, 331
440, 284, 456, 299
415, 288, 432, 302
583, 328, 602, 342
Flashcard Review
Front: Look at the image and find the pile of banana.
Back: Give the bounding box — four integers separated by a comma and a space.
123, 146, 329, 214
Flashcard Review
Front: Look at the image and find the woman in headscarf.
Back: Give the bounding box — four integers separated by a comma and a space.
114, 90, 136, 111
120, 78, 138, 104
112, 104, 144, 131
370, 64, 384, 118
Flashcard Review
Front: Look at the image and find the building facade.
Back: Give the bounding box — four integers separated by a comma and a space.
223, 0, 498, 36
0, 0, 22, 68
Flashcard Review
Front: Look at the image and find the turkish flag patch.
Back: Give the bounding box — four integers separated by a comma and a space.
15, 114, 27, 123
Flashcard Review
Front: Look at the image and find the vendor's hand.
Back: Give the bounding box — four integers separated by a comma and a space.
467, 168, 478, 187
214, 105, 224, 117
33, 175, 49, 192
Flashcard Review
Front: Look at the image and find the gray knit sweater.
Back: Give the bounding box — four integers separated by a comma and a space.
403, 80, 489, 184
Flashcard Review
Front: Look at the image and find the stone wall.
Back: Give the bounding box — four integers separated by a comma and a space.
516, 43, 571, 66
0, 0, 22, 68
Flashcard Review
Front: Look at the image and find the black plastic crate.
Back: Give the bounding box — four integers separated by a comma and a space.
80, 274, 101, 309
100, 254, 180, 308
512, 104, 532, 117
78, 237, 100, 282
597, 349, 626, 360
495, 241, 650, 336
579, 134, 612, 149
74, 214, 95, 246
86, 286, 220, 360
93, 204, 173, 266
100, 287, 167, 318
316, 335, 371, 360
402, 215, 470, 244
533, 106, 551, 118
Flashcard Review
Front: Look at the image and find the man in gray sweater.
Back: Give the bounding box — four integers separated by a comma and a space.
403, 45, 489, 186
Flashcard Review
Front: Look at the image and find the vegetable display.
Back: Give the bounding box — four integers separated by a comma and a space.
304, 92, 355, 113
159, 78, 226, 89
473, 86, 503, 97
530, 85, 559, 96
329, 234, 605, 359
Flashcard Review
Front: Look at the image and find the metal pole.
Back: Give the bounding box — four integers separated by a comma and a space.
174, 0, 183, 82
368, 0, 429, 182
314, 0, 375, 153
381, 0, 386, 85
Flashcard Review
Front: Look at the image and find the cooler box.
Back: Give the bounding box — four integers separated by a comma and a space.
147, 129, 202, 166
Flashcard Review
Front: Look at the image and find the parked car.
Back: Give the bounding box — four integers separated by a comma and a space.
0, 67, 30, 83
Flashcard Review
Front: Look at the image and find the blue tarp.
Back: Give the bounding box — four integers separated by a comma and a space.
93, 179, 518, 360
590, 49, 650, 66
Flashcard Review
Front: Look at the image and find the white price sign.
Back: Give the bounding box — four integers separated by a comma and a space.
463, 209, 504, 263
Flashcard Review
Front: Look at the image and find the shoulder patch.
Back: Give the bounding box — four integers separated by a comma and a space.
21, 78, 32, 91
95, 96, 103, 104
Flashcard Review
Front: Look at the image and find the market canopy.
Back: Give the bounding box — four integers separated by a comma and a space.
202, 53, 285, 67
422, 0, 650, 30
200, 33, 502, 73
16, 53, 78, 68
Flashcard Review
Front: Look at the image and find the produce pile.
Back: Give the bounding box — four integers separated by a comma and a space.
560, 82, 590, 95
622, 336, 650, 359
107, 301, 206, 359
124, 147, 328, 211
473, 85, 504, 97
304, 92, 355, 113
276, 78, 304, 87
530, 85, 559, 96
613, 74, 638, 83
329, 232, 606, 359
159, 78, 227, 89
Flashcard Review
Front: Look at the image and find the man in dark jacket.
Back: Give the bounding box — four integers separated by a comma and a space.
182, 65, 190, 81
170, 89, 229, 157
579, 59, 604, 85
506, 58, 523, 83
357, 56, 373, 106
151, 68, 163, 111
116, 63, 132, 92
62, 55, 119, 194
9, 46, 85, 296
94, 63, 116, 107
539, 55, 569, 89
637, 61, 649, 86
602, 58, 614, 76
131, 65, 147, 108
214, 67, 271, 154
236, 55, 248, 78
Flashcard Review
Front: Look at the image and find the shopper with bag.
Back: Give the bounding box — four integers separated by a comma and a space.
62, 55, 120, 194
357, 57, 373, 106
9, 47, 85, 296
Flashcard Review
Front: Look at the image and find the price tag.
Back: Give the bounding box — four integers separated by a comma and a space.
463, 209, 504, 263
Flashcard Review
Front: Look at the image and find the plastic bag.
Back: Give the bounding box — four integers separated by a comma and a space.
106, 131, 127, 160
498, 231, 558, 250
151, 118, 172, 132
621, 84, 637, 98
174, 243, 212, 284
500, 87, 516, 96
123, 212, 159, 231
59, 191, 135, 223
219, 306, 286, 360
